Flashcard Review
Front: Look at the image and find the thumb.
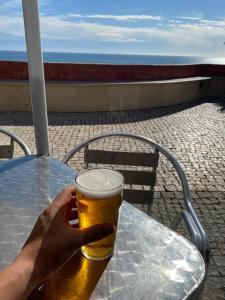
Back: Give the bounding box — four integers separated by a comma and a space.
79, 223, 115, 246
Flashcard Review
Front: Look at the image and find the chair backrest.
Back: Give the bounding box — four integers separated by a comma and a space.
0, 138, 14, 159
84, 146, 159, 214
0, 128, 31, 158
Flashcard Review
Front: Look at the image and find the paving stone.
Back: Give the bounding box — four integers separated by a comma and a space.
0, 101, 225, 299
214, 256, 225, 267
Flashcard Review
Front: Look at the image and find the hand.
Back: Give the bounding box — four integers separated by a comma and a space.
0, 186, 115, 300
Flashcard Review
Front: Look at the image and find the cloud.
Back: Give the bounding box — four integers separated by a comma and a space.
176, 16, 202, 20
69, 14, 162, 21
169, 20, 183, 24
0, 14, 177, 43
31, 15, 225, 56
0, 15, 24, 37
39, 16, 225, 46
39, 16, 146, 42
1, 11, 225, 55
200, 19, 225, 26
166, 21, 225, 53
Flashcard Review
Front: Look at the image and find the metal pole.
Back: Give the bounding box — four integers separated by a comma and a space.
22, 0, 49, 156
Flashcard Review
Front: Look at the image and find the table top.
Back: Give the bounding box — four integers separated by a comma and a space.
0, 155, 74, 269
0, 156, 205, 299
91, 203, 205, 300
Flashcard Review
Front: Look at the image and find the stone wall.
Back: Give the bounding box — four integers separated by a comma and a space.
0, 61, 225, 81
0, 61, 224, 112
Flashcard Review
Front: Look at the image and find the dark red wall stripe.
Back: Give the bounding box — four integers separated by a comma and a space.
0, 61, 224, 81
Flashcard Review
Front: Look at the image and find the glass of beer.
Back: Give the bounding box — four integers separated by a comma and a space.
75, 167, 124, 261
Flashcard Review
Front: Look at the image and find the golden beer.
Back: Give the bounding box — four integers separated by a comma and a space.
75, 168, 123, 261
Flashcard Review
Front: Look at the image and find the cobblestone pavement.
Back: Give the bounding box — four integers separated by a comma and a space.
0, 100, 225, 299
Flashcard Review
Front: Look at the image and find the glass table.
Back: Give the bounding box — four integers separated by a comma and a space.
0, 156, 205, 299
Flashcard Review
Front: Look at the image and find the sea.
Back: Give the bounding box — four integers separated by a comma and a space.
1, 50, 225, 65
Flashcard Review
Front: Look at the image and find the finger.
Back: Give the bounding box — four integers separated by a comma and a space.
47, 186, 76, 218
71, 223, 79, 228
79, 223, 115, 246
65, 196, 77, 218
66, 196, 77, 211
71, 196, 77, 208
52, 185, 76, 207
66, 209, 78, 221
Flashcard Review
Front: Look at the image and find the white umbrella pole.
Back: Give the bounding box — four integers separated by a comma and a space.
22, 0, 49, 156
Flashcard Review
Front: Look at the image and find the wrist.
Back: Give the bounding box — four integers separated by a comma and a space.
0, 254, 36, 300
12, 253, 37, 296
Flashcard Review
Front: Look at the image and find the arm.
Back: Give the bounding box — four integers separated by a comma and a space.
0, 256, 34, 300
0, 186, 114, 299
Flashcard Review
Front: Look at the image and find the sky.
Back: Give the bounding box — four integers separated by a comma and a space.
0, 0, 225, 56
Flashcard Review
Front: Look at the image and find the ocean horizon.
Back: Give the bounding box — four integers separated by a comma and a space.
1, 50, 225, 65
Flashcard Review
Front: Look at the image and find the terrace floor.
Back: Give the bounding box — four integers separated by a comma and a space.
1, 100, 225, 299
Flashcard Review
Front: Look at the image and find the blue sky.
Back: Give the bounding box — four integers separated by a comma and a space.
0, 0, 225, 56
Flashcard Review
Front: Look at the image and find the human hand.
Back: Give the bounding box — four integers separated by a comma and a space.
12, 186, 115, 298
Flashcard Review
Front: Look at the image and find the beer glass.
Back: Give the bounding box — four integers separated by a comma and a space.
75, 167, 124, 261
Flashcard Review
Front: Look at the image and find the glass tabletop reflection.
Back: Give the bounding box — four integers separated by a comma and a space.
0, 156, 205, 300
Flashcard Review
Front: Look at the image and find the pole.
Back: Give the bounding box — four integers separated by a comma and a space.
22, 0, 49, 156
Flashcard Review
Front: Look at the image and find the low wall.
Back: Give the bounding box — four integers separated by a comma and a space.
1, 61, 225, 81
0, 61, 224, 112
0, 77, 211, 112
206, 78, 225, 98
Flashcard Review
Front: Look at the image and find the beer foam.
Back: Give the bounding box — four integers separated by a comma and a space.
75, 168, 123, 199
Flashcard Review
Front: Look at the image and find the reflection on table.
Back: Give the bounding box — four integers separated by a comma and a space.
29, 250, 109, 300
0, 156, 205, 300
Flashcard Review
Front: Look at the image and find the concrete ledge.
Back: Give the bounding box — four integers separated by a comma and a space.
0, 77, 213, 112
206, 77, 225, 98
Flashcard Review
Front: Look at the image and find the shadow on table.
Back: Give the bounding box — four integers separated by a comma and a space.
0, 155, 35, 173
28, 250, 110, 300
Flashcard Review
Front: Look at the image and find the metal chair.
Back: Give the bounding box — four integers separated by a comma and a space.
0, 128, 31, 159
62, 132, 210, 266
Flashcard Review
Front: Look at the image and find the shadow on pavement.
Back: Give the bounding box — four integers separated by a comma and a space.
0, 100, 206, 126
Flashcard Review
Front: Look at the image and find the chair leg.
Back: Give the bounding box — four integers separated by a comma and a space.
147, 200, 153, 215
170, 213, 183, 230
9, 139, 14, 159
84, 145, 89, 168
147, 204, 151, 215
